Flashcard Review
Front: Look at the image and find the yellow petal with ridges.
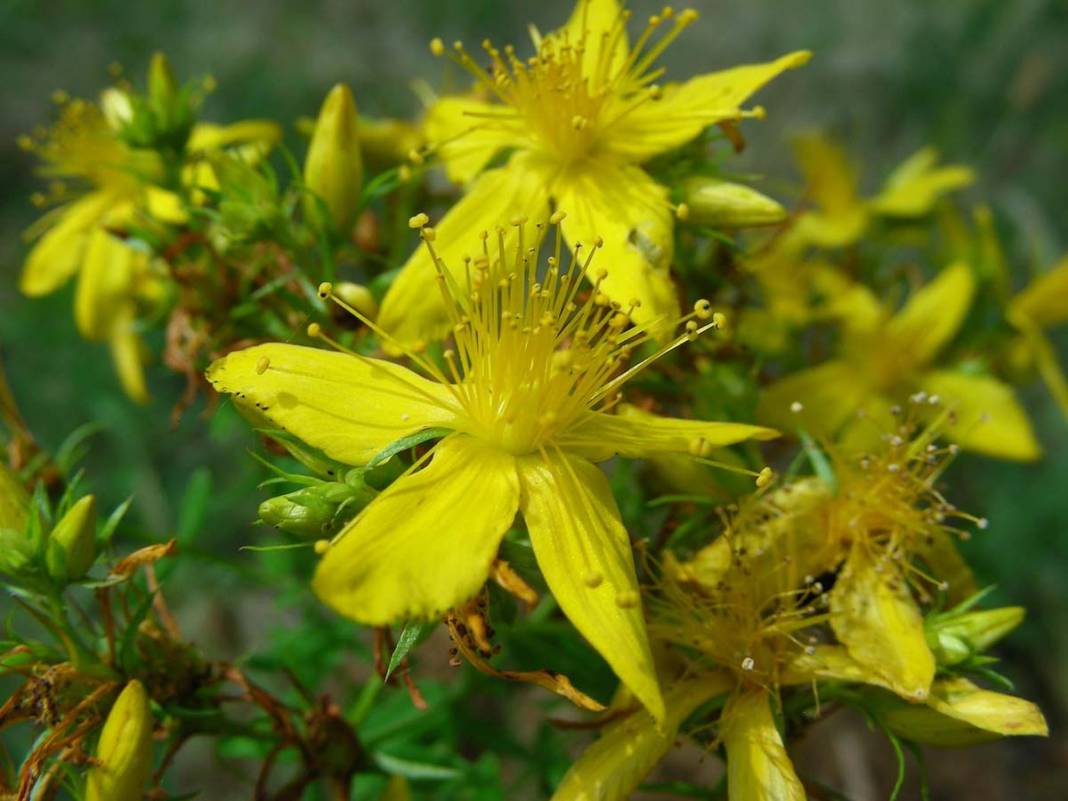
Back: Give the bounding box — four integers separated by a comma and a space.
885, 261, 974, 368
604, 51, 811, 162
560, 408, 777, 463
757, 360, 872, 437
74, 228, 139, 341
109, 315, 150, 404
879, 677, 1048, 746
20, 191, 114, 296
313, 435, 519, 623
552, 0, 629, 83
379, 156, 551, 350
830, 546, 935, 701
518, 449, 664, 721
918, 369, 1041, 461
550, 673, 731, 801
722, 690, 805, 801
870, 147, 974, 218
554, 159, 677, 340
206, 343, 459, 465
424, 96, 522, 185
1008, 255, 1068, 328
188, 120, 282, 153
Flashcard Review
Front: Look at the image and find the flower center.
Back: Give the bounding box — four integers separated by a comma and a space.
431, 7, 699, 166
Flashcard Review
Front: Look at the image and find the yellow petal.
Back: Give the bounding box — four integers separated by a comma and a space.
869, 147, 974, 218
721, 690, 805, 801
518, 450, 664, 721
550, 673, 730, 801
560, 408, 777, 462
109, 315, 150, 404
145, 185, 189, 224
188, 120, 282, 153
20, 191, 114, 296
1008, 255, 1068, 328
379, 156, 551, 349
550, 0, 629, 83
554, 160, 678, 339
885, 261, 974, 367
830, 547, 935, 701
782, 644, 891, 689
74, 228, 139, 341
919, 369, 1041, 461
756, 360, 871, 436
795, 135, 860, 216
604, 51, 811, 162
425, 96, 522, 185
313, 435, 519, 623
879, 677, 1048, 746
205, 343, 459, 465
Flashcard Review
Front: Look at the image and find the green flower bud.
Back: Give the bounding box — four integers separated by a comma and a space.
0, 528, 35, 575
304, 83, 364, 234
682, 178, 786, 228
46, 495, 97, 581
86, 680, 154, 801
926, 607, 1025, 666
0, 462, 28, 531
259, 480, 375, 538
147, 51, 180, 115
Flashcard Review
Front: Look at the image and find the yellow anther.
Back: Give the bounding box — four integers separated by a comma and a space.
693, 299, 713, 320
314, 539, 330, 555
610, 313, 629, 330
510, 215, 528, 226
255, 357, 271, 375
661, 6, 675, 18
712, 311, 727, 329
408, 212, 430, 229
549, 210, 567, 224
571, 115, 588, 130
679, 8, 700, 24
583, 571, 604, 589
429, 37, 446, 56
685, 320, 699, 339
755, 466, 774, 488
306, 322, 322, 338
421, 226, 437, 242
593, 235, 604, 248
317, 281, 333, 299
407, 148, 424, 165
398, 164, 412, 182
676, 202, 690, 220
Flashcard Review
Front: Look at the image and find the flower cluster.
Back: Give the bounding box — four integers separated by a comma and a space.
6, 0, 1060, 799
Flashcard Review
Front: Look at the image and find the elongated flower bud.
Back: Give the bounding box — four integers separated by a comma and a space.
304, 83, 364, 234
259, 480, 375, 538
0, 462, 28, 531
682, 178, 786, 228
47, 494, 97, 581
147, 51, 179, 115
86, 680, 154, 801
927, 607, 1025, 666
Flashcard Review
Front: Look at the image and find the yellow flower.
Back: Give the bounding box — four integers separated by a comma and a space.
378, 0, 809, 346
206, 215, 777, 720
19, 80, 280, 401
787, 136, 973, 249
1006, 254, 1068, 419
758, 261, 1041, 460
552, 466, 1043, 800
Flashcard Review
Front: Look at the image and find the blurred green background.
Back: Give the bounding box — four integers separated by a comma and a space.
1, 0, 1066, 798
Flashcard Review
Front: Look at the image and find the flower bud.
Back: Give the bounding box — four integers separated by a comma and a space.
46, 495, 98, 581
926, 607, 1025, 666
86, 680, 154, 801
147, 51, 180, 115
333, 282, 378, 320
681, 178, 787, 228
304, 83, 364, 234
259, 480, 375, 538
0, 462, 29, 532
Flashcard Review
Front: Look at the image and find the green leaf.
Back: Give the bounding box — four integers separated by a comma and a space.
385, 622, 428, 682
799, 429, 837, 493
176, 468, 212, 546
372, 752, 462, 781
